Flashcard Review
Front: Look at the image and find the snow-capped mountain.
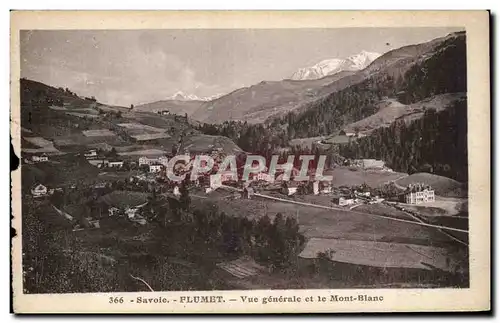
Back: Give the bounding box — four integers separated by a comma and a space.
290, 50, 381, 81
166, 91, 224, 102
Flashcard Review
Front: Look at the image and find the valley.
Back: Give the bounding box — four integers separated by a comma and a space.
19, 30, 469, 294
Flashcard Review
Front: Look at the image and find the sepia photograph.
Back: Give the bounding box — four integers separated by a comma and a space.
10, 11, 490, 313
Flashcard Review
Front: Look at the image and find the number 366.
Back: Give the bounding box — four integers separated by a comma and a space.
109, 297, 124, 304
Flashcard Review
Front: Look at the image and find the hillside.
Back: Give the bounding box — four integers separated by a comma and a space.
396, 173, 466, 197
19, 79, 242, 160
191, 31, 465, 126
133, 99, 205, 117
279, 31, 466, 138
342, 92, 466, 135
191, 71, 355, 124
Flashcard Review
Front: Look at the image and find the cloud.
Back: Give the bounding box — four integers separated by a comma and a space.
20, 31, 230, 106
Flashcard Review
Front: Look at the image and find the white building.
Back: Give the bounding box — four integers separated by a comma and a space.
282, 181, 298, 196
32, 154, 49, 163
149, 164, 163, 173
173, 185, 181, 197
84, 149, 98, 160
139, 156, 169, 167
333, 196, 356, 206
108, 207, 121, 217
255, 172, 274, 183
31, 183, 48, 197
405, 189, 435, 204
210, 173, 223, 188
88, 159, 109, 168
108, 161, 124, 168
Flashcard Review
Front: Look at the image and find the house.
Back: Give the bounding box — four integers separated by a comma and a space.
32, 154, 49, 163
84, 149, 98, 160
31, 183, 48, 197
332, 196, 356, 206
242, 187, 254, 199
173, 185, 181, 197
255, 172, 274, 183
210, 173, 223, 190
220, 171, 237, 183
125, 207, 139, 219
93, 182, 108, 189
310, 181, 332, 195
311, 181, 320, 195
108, 160, 124, 168
281, 181, 299, 196
149, 164, 163, 173
108, 207, 121, 217
319, 181, 333, 194
138, 157, 151, 166
88, 159, 109, 168
403, 184, 435, 204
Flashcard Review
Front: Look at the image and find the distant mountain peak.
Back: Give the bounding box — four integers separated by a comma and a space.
290, 50, 381, 81
166, 91, 224, 102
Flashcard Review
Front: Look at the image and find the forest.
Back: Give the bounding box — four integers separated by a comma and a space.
23, 185, 306, 293
340, 100, 468, 182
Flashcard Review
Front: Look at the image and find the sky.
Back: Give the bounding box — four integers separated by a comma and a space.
20, 27, 463, 106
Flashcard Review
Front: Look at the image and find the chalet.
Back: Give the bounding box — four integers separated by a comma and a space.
311, 181, 320, 195
108, 207, 121, 217
139, 156, 168, 166
31, 154, 49, 163
88, 159, 109, 168
242, 187, 254, 199
93, 182, 108, 189
125, 207, 139, 219
138, 157, 152, 166
282, 181, 299, 196
332, 195, 356, 206
220, 171, 237, 183
108, 160, 124, 168
403, 184, 435, 204
254, 172, 274, 183
149, 164, 163, 173
319, 181, 333, 194
209, 173, 223, 190
84, 149, 98, 160
31, 183, 48, 197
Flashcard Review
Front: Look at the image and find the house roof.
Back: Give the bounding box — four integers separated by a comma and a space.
31, 183, 46, 190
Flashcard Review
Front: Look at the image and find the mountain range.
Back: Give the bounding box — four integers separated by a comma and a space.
289, 51, 381, 80
165, 91, 224, 102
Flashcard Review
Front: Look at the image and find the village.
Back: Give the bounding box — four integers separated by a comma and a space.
25, 143, 439, 235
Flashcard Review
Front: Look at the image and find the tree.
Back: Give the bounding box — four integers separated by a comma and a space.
179, 183, 190, 210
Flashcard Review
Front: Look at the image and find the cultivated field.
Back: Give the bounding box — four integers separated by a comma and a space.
118, 149, 169, 156
22, 136, 61, 154
66, 112, 99, 119
131, 133, 172, 141
299, 238, 463, 272
195, 192, 454, 247
82, 129, 116, 137
180, 134, 243, 154
98, 190, 149, 209
23, 136, 53, 147
329, 167, 406, 188
118, 123, 165, 133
